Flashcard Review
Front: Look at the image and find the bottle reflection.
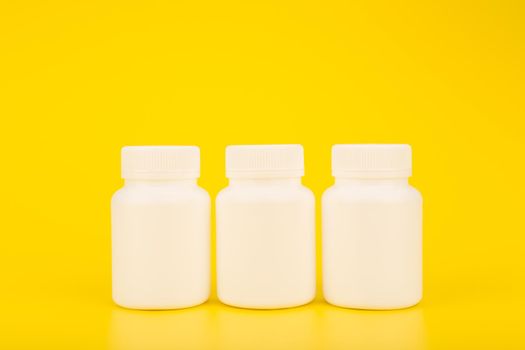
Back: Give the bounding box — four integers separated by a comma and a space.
320, 304, 427, 350
109, 304, 215, 350
109, 300, 426, 350
215, 303, 318, 350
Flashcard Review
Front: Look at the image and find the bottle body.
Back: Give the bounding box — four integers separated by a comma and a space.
216, 179, 316, 309
322, 179, 422, 309
112, 180, 210, 309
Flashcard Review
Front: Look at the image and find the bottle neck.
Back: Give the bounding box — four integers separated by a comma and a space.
335, 177, 409, 186
228, 177, 302, 186
124, 178, 198, 187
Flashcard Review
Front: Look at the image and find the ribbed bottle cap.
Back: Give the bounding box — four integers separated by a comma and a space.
226, 144, 304, 178
121, 146, 200, 179
332, 144, 412, 178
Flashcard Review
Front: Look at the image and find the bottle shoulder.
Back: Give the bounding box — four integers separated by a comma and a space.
323, 182, 422, 204
112, 183, 210, 205
217, 184, 314, 204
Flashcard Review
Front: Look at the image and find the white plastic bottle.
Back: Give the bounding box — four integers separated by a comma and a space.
112, 146, 210, 310
322, 144, 422, 310
216, 145, 316, 309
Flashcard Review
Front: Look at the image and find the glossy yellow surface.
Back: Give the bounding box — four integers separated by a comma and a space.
1, 1, 524, 349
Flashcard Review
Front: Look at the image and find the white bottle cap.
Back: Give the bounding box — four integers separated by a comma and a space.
226, 144, 304, 178
332, 144, 412, 178
121, 146, 200, 179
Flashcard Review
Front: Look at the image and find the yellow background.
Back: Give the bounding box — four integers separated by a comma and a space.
1, 1, 524, 349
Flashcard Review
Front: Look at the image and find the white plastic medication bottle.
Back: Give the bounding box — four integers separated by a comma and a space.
216, 145, 316, 309
322, 144, 422, 310
112, 146, 210, 310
